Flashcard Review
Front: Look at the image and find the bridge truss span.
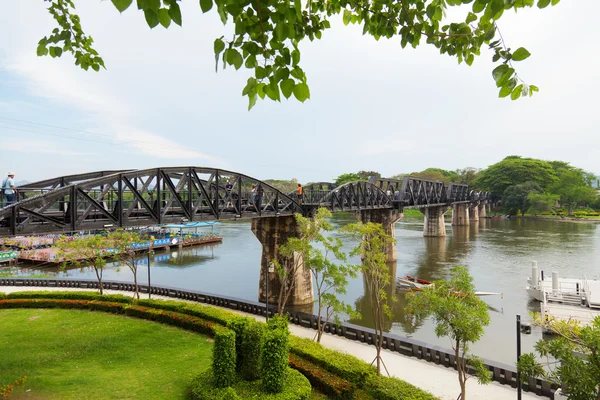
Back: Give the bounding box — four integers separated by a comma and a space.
0, 167, 303, 236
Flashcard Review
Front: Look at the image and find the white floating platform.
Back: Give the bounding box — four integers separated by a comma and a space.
542, 302, 600, 327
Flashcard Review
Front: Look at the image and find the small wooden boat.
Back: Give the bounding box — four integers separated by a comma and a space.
396, 275, 502, 297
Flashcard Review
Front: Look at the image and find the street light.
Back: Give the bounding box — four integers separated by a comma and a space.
517, 314, 522, 400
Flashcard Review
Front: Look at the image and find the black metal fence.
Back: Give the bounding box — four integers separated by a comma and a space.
0, 278, 555, 398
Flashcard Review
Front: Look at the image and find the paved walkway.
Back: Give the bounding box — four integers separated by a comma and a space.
0, 286, 544, 400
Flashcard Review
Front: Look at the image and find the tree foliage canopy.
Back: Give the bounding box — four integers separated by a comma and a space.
405, 266, 491, 399
518, 315, 600, 400
475, 156, 557, 195
502, 181, 542, 215
39, 0, 559, 109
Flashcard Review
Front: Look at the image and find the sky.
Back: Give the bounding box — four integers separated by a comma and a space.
0, 1, 598, 185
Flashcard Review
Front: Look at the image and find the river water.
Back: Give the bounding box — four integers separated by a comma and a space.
4, 215, 600, 365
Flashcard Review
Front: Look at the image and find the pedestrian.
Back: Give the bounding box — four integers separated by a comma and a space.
251, 184, 257, 205
257, 183, 264, 210
225, 180, 233, 207
297, 183, 303, 204
2, 172, 17, 206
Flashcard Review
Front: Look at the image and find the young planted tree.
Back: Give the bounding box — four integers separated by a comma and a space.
342, 222, 395, 376
55, 234, 113, 294
108, 230, 145, 299
280, 208, 358, 342
405, 266, 492, 400
517, 315, 600, 400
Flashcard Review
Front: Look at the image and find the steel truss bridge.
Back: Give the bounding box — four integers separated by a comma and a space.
0, 167, 489, 236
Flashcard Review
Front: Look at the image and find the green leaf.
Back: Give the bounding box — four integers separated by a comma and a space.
551, 0, 560, 5
111, 0, 133, 12
291, 50, 300, 66
484, 25, 496, 41
472, 0, 486, 13
92, 64, 100, 72
256, 66, 267, 79
227, 49, 243, 70
294, 0, 302, 16
200, 0, 213, 13
466, 54, 475, 66
529, 85, 539, 96
511, 84, 523, 100
248, 92, 258, 111
242, 77, 257, 96
492, 64, 509, 84
343, 10, 352, 26
490, 0, 504, 14
146, 0, 160, 11
512, 47, 531, 61
36, 44, 48, 56
280, 79, 295, 99
144, 9, 159, 28
466, 12, 478, 23
158, 9, 171, 28
168, 1, 182, 26
217, 4, 227, 24
214, 38, 225, 55
293, 82, 310, 102
499, 85, 512, 98
537, 0, 550, 7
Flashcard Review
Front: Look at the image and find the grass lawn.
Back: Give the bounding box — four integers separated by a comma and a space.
0, 309, 213, 399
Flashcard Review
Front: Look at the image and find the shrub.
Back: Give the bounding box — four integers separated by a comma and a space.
190, 367, 310, 400
221, 387, 241, 400
6, 291, 131, 303
289, 354, 355, 399
213, 329, 236, 388
267, 314, 290, 334
365, 374, 438, 400
226, 317, 251, 371
289, 336, 374, 387
261, 327, 289, 393
240, 320, 264, 381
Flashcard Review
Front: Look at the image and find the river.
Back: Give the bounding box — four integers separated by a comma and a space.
4, 215, 600, 365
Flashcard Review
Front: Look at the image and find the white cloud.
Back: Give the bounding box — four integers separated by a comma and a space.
14, 139, 87, 156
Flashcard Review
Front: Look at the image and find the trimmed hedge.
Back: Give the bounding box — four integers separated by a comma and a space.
190, 367, 311, 400
226, 316, 251, 371
261, 328, 290, 393
289, 353, 355, 399
240, 319, 264, 381
289, 336, 375, 387
0, 299, 224, 337
365, 375, 438, 400
213, 329, 236, 388
267, 314, 290, 334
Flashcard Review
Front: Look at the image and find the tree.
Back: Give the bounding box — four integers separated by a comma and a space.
277, 209, 357, 331
55, 233, 113, 294
502, 181, 542, 215
526, 192, 558, 216
357, 171, 381, 181
109, 230, 145, 299
455, 167, 480, 186
285, 208, 358, 342
517, 315, 600, 400
405, 266, 491, 400
549, 168, 598, 216
334, 173, 363, 186
409, 169, 449, 183
341, 222, 395, 375
37, 0, 556, 109
476, 156, 557, 195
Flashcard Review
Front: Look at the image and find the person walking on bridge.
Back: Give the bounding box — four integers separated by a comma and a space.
297, 183, 303, 204
2, 172, 17, 206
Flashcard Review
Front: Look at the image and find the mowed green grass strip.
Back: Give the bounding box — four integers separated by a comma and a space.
0, 309, 213, 399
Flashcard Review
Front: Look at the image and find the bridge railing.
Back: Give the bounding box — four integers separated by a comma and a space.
0, 277, 556, 398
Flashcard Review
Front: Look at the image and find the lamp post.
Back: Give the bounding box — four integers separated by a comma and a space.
265, 262, 274, 322
516, 314, 522, 400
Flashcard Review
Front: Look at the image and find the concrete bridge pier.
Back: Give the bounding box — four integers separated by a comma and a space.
357, 209, 404, 262
469, 204, 480, 222
479, 201, 487, 218
251, 215, 313, 306
421, 206, 450, 237
452, 203, 470, 226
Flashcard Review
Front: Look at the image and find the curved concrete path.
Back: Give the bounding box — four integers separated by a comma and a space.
0, 286, 544, 400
